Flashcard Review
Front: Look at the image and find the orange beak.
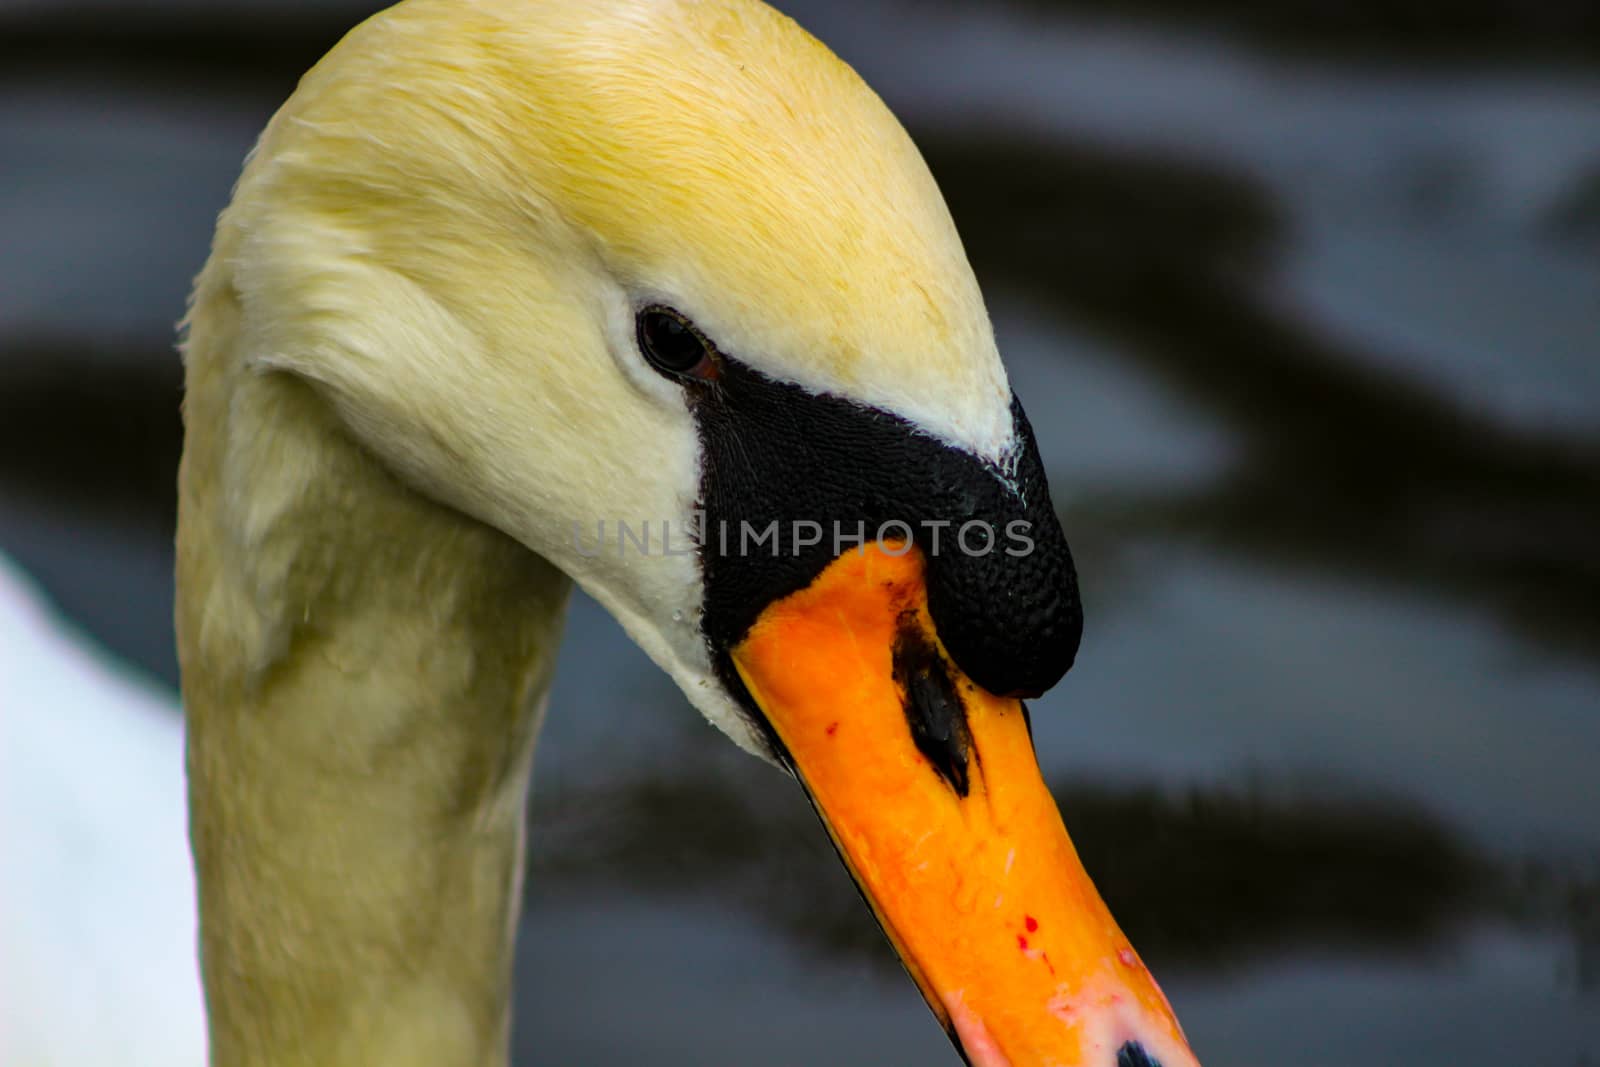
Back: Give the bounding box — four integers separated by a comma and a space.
730, 542, 1200, 1067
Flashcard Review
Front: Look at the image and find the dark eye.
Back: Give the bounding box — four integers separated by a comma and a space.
636, 305, 718, 380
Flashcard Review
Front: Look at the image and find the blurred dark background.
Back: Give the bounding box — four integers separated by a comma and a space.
2, 1, 1598, 1064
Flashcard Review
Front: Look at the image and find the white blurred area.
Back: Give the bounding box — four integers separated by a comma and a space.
0, 555, 204, 1066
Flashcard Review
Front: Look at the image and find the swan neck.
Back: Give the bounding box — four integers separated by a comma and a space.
177, 287, 570, 1067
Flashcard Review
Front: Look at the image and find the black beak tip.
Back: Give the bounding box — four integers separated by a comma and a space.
1118, 1041, 1163, 1067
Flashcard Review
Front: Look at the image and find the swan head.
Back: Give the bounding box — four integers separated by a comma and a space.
194, 0, 1195, 1063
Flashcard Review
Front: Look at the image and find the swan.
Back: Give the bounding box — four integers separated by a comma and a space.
16, 0, 1204, 1064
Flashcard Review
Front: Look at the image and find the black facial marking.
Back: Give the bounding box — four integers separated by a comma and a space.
891, 615, 974, 795
1117, 1040, 1163, 1067
688, 354, 1082, 709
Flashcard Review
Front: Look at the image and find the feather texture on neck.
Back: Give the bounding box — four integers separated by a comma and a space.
178, 269, 569, 1067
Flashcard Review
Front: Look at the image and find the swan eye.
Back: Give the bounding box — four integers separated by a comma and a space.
636, 306, 718, 380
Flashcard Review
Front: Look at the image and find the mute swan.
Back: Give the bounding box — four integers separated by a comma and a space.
119, 0, 1197, 1064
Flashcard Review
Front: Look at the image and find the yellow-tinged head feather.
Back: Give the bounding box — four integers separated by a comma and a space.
221, 0, 1009, 456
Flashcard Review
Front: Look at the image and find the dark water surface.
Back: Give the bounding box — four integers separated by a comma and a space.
2, 1, 1597, 1063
